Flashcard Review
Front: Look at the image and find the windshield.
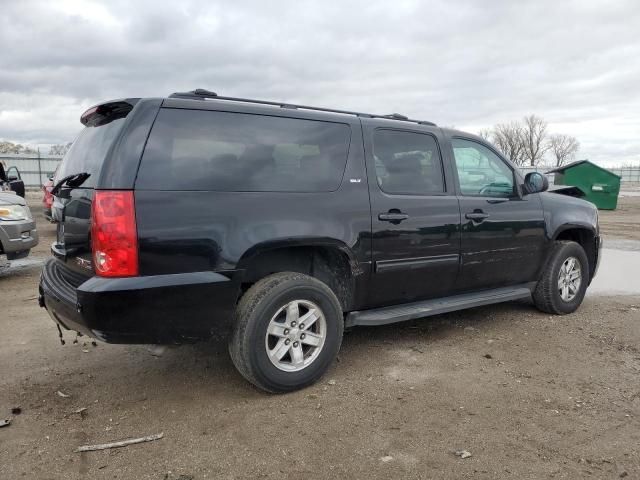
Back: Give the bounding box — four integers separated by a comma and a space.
55, 117, 126, 188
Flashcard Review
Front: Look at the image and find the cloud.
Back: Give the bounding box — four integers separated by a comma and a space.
1, 0, 639, 165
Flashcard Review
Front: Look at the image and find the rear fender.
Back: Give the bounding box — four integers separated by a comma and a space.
237, 237, 363, 277
236, 237, 367, 311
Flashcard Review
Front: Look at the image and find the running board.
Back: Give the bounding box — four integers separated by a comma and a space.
345, 285, 533, 327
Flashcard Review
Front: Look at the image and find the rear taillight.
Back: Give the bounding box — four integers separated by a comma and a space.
91, 190, 138, 277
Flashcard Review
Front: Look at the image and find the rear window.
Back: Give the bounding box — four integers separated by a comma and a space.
373, 129, 444, 195
136, 108, 351, 192
55, 118, 126, 189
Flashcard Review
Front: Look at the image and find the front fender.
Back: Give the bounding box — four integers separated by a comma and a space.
539, 192, 598, 240
539, 191, 600, 282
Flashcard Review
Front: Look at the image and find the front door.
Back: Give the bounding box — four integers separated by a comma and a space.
6, 166, 25, 197
450, 137, 546, 291
365, 125, 461, 308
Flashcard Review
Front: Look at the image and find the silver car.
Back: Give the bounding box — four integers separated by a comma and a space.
0, 191, 39, 264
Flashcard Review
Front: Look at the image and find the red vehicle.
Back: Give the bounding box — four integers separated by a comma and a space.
42, 168, 57, 221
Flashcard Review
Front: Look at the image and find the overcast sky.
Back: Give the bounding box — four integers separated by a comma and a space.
1, 0, 639, 165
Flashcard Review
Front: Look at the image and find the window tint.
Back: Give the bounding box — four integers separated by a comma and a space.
373, 129, 444, 195
452, 138, 515, 197
56, 118, 126, 188
136, 109, 351, 192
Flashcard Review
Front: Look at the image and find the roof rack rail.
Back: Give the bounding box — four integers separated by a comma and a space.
168, 89, 437, 126
170, 88, 218, 99
381, 113, 409, 121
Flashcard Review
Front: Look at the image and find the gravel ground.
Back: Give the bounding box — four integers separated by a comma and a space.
0, 194, 639, 479
599, 192, 640, 241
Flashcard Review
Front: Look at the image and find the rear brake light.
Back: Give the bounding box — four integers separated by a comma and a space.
80, 105, 100, 124
91, 190, 138, 277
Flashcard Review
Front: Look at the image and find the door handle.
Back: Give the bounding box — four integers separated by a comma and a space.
378, 211, 409, 222
465, 211, 490, 221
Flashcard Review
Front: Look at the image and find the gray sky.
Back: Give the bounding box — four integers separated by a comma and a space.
1, 0, 639, 166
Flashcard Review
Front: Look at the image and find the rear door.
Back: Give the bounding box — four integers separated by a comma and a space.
448, 137, 546, 291
364, 122, 461, 308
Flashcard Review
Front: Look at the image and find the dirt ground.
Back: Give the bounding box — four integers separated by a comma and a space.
1, 194, 639, 479
599, 190, 640, 241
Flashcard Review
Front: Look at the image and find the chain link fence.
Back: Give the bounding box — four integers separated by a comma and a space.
519, 165, 640, 186
1, 153, 63, 187
609, 167, 640, 183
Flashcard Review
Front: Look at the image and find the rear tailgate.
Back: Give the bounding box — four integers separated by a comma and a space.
51, 99, 143, 279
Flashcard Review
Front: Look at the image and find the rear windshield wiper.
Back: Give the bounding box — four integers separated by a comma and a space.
50, 172, 91, 196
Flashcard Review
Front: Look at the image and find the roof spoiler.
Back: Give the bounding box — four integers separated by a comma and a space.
80, 99, 139, 127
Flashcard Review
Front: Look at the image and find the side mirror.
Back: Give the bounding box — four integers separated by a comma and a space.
523, 172, 548, 194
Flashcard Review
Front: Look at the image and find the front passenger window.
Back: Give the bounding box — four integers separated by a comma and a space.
452, 138, 515, 198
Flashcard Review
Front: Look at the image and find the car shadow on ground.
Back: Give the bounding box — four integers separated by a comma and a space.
45, 299, 536, 398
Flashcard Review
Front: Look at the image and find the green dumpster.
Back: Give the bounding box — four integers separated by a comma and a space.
546, 160, 621, 210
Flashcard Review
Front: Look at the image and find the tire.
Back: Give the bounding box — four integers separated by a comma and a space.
533, 241, 589, 315
6, 249, 29, 260
229, 272, 344, 393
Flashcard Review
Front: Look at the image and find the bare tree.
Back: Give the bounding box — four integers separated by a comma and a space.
522, 115, 548, 166
492, 121, 526, 166
477, 128, 492, 141
548, 134, 579, 167
0, 141, 37, 154
49, 142, 72, 156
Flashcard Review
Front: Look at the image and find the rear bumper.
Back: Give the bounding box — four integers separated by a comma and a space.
39, 258, 240, 344
0, 219, 38, 256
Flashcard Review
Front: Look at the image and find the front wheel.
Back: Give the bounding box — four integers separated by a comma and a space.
533, 241, 589, 314
229, 272, 343, 393
6, 249, 30, 260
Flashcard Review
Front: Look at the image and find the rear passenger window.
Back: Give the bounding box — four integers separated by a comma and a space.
373, 129, 444, 195
136, 109, 351, 192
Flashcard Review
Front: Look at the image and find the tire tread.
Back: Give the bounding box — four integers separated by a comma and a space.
229, 272, 342, 392
533, 240, 587, 315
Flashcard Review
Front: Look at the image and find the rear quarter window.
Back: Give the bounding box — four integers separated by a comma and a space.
136, 108, 352, 192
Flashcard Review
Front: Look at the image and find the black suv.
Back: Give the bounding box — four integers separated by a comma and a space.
40, 90, 601, 392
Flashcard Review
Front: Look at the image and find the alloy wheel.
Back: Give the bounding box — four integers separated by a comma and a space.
558, 256, 582, 302
265, 300, 327, 372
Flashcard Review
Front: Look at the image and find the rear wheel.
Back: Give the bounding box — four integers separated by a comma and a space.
533, 241, 589, 314
229, 272, 343, 393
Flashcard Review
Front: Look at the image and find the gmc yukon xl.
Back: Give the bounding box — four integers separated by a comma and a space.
39, 90, 601, 392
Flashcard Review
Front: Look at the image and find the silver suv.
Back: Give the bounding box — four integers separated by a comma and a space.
0, 191, 38, 266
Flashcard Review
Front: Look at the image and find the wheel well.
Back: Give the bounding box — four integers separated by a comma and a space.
239, 246, 355, 310
554, 228, 596, 280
